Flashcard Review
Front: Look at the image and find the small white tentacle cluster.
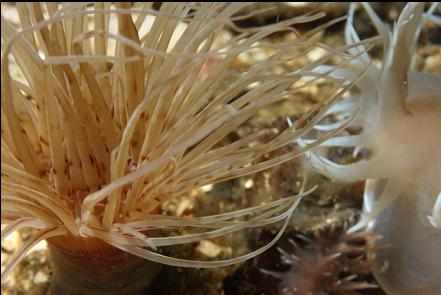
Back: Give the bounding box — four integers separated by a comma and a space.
296, 2, 441, 295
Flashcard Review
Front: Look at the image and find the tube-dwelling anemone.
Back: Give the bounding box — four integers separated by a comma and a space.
1, 2, 368, 294
299, 3, 441, 294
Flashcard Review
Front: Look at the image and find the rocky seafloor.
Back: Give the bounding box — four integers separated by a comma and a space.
1, 2, 440, 295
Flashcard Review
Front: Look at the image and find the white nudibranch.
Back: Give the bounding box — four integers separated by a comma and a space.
296, 3, 441, 295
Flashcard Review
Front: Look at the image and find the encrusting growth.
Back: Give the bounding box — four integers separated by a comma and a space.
1, 3, 372, 293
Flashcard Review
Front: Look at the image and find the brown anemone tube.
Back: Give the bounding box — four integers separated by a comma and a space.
46, 235, 161, 295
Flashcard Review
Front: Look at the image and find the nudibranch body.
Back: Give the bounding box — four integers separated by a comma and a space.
300, 3, 441, 295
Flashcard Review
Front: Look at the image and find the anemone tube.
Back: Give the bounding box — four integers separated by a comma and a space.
298, 3, 441, 294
